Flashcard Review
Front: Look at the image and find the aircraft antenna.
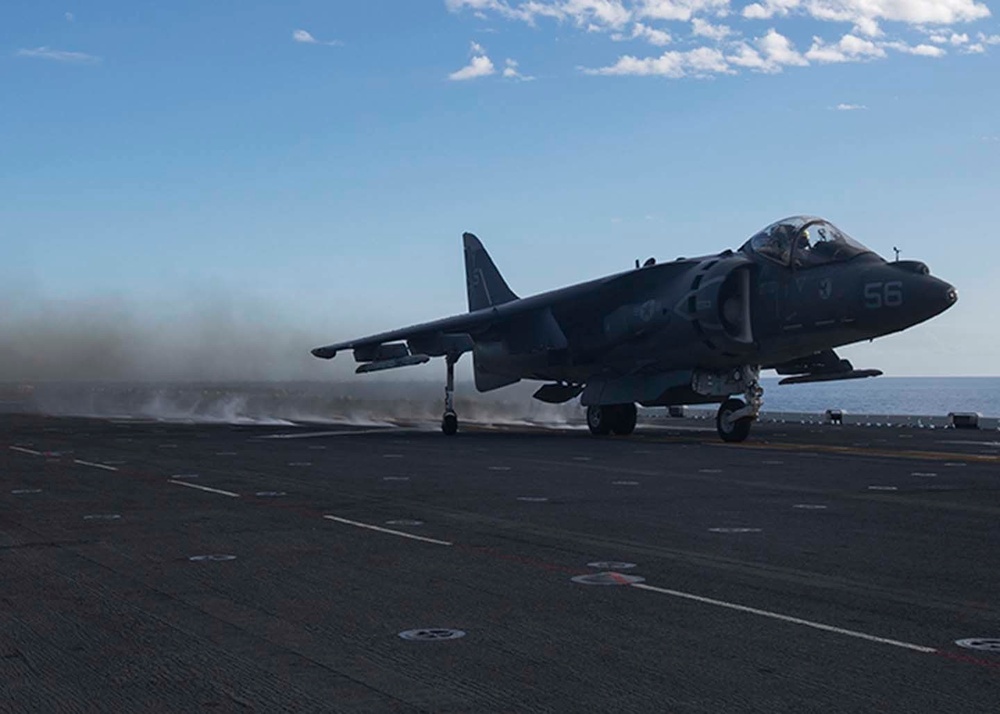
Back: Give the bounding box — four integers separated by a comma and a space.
893, 246, 900, 261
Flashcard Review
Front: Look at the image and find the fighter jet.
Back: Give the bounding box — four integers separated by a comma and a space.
312, 216, 957, 442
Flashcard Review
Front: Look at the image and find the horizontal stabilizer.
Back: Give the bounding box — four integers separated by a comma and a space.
779, 369, 882, 385
533, 384, 583, 404
356, 355, 430, 374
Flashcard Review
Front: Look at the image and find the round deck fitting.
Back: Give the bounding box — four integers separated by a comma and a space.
399, 628, 466, 641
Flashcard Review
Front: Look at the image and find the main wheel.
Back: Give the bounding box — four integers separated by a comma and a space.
610, 403, 637, 436
586, 405, 612, 436
716, 398, 752, 443
441, 411, 458, 436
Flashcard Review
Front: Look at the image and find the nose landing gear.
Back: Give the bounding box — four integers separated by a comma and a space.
716, 398, 752, 442
715, 366, 763, 443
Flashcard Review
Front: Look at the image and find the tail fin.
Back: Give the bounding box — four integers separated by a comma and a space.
463, 232, 518, 312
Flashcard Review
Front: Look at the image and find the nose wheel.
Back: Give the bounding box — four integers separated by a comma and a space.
441, 354, 459, 436
713, 366, 763, 443
716, 398, 752, 442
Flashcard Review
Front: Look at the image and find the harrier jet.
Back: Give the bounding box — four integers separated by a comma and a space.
312, 217, 956, 442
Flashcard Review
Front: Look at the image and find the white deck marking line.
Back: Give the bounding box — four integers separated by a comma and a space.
630, 583, 936, 654
262, 428, 417, 440
73, 459, 119, 472
323, 515, 452, 546
9, 446, 41, 455
168, 480, 240, 498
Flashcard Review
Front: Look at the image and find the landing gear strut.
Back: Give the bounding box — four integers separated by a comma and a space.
586, 403, 637, 436
441, 354, 459, 436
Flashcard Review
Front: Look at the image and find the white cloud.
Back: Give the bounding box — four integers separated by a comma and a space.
571, 0, 633, 27
638, 0, 731, 22
450, 44, 497, 80
806, 33, 886, 62
448, 0, 730, 27
885, 41, 947, 55
835, 102, 867, 109
691, 18, 733, 40
503, 58, 536, 79
447, 0, 993, 29
741, 0, 801, 20
758, 27, 808, 64
446, 0, 997, 80
15, 46, 99, 63
727, 28, 807, 70
803, 0, 990, 25
64, 12, 74, 22
727, 43, 768, 68
293, 29, 342, 46
613, 21, 673, 44
853, 17, 883, 37
584, 45, 731, 76
634, 21, 674, 44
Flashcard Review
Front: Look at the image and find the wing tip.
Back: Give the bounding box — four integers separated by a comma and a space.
311, 346, 337, 359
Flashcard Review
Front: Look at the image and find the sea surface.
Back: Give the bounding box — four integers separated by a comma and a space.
1, 377, 997, 423
754, 376, 1000, 417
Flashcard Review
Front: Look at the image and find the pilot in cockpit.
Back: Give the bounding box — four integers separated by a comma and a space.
797, 228, 810, 251
792, 228, 813, 267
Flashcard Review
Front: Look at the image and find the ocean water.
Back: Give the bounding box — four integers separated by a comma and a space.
754, 377, 1000, 417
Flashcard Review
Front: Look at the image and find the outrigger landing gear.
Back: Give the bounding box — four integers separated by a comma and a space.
586, 403, 638, 436
715, 366, 763, 443
441, 354, 459, 436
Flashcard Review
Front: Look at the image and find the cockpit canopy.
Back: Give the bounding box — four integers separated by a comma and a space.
742, 216, 875, 268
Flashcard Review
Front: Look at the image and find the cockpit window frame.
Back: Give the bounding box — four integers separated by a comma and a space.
742, 216, 875, 270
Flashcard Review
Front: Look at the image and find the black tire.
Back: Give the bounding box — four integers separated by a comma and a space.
441, 412, 458, 436
610, 403, 637, 436
716, 398, 752, 443
586, 405, 612, 436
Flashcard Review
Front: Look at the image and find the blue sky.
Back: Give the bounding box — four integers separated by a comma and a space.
2, 0, 998, 380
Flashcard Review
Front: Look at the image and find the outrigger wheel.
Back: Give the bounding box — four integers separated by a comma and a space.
716, 398, 752, 443
441, 411, 458, 436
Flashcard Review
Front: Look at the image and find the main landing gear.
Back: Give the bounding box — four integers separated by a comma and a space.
441, 354, 459, 436
586, 403, 637, 436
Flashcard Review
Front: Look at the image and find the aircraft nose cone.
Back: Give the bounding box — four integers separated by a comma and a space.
921, 276, 957, 320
